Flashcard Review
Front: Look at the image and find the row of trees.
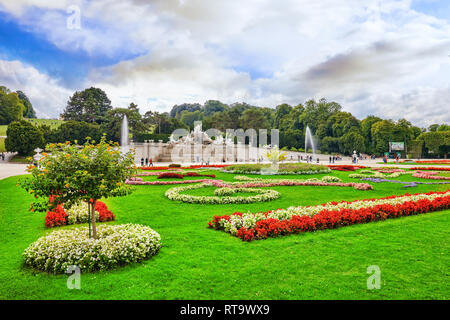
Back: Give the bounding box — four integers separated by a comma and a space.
0, 86, 36, 124
3, 86, 449, 157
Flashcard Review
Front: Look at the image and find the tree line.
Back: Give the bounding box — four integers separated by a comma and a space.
2, 86, 449, 158
0, 86, 36, 124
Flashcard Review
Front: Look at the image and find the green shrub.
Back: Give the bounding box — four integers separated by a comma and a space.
5, 120, 44, 155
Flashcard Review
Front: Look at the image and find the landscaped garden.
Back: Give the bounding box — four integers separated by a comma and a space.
0, 153, 449, 299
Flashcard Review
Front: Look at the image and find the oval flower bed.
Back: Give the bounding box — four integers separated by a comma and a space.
23, 224, 162, 273
208, 191, 450, 241
165, 183, 280, 204
211, 177, 372, 191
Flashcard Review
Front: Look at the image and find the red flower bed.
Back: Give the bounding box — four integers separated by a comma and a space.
142, 164, 229, 170
95, 201, 116, 222
157, 172, 184, 179
415, 160, 450, 164
155, 172, 216, 179
44, 200, 115, 228
209, 192, 450, 241
45, 205, 67, 228
410, 167, 450, 171
141, 166, 171, 170
328, 165, 367, 171
184, 172, 216, 178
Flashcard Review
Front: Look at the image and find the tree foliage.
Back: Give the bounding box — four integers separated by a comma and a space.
20, 136, 136, 239
61, 87, 112, 123
5, 120, 44, 155
0, 89, 24, 125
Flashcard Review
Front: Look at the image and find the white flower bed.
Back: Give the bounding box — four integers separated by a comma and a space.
23, 224, 161, 273
165, 183, 280, 204
217, 191, 450, 235
349, 171, 411, 179
66, 202, 96, 224
320, 175, 343, 182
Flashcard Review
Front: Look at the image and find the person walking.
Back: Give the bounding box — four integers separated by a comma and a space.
140, 157, 144, 166
329, 156, 332, 164
145, 158, 149, 166
150, 158, 153, 167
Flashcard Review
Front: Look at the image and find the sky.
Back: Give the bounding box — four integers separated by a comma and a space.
0, 0, 449, 126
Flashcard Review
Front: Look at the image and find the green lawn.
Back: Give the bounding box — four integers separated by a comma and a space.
0, 119, 64, 137
8, 155, 31, 163
0, 169, 448, 299
24, 118, 64, 129
0, 138, 4, 153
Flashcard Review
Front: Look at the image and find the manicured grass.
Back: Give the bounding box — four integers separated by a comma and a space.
8, 155, 31, 163
0, 119, 63, 138
0, 138, 5, 153
0, 169, 448, 299
24, 118, 64, 129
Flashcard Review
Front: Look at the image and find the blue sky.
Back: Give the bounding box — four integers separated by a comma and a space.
0, 0, 449, 126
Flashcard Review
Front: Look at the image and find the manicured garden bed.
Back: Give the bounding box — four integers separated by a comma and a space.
223, 162, 330, 174
0, 168, 449, 299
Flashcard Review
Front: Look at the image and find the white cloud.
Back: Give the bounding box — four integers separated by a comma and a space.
0, 0, 449, 126
0, 60, 72, 118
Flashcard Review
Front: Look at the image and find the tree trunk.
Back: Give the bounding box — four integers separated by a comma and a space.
91, 200, 97, 239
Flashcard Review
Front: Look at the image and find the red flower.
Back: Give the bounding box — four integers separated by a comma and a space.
209, 191, 450, 241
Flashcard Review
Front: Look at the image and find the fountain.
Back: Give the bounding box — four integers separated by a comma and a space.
121, 114, 130, 153
305, 125, 316, 156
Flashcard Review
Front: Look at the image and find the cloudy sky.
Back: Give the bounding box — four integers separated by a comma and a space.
0, 0, 449, 126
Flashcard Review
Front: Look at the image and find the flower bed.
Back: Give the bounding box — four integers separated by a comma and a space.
349, 170, 411, 179
183, 172, 216, 178
141, 164, 229, 170
157, 172, 184, 179
412, 171, 450, 180
410, 167, 450, 171
23, 224, 161, 273
360, 177, 450, 188
327, 165, 367, 171
414, 160, 450, 164
208, 191, 450, 241
126, 177, 216, 185
45, 201, 115, 228
223, 163, 330, 175
372, 168, 406, 173
165, 183, 280, 204
210, 178, 372, 191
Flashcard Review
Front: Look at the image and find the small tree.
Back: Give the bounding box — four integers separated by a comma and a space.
20, 136, 136, 239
